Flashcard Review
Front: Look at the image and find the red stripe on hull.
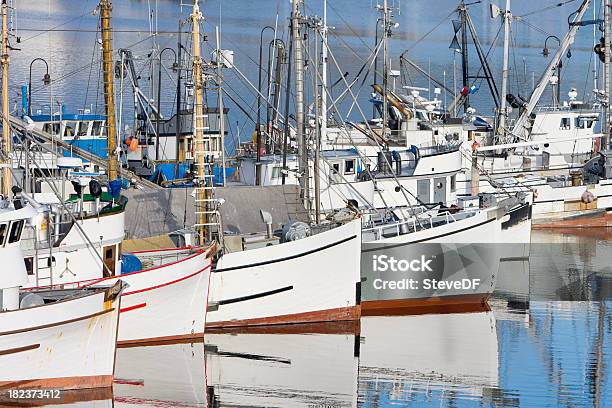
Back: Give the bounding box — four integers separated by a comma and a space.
361, 293, 491, 316
206, 305, 361, 331
123, 266, 210, 296
120, 302, 147, 313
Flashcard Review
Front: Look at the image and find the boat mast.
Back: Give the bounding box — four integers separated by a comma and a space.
313, 19, 321, 223
99, 0, 119, 182
605, 0, 611, 159
292, 0, 309, 210
321, 0, 328, 146
382, 0, 389, 145
497, 0, 511, 136
216, 26, 226, 187
459, 1, 469, 112
1, 0, 10, 197
191, 0, 208, 244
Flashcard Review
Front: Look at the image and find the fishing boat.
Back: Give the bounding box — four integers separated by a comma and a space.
21, 187, 215, 345
233, 0, 528, 314
0, 203, 125, 391
178, 0, 363, 329
359, 202, 505, 314
206, 218, 362, 328
456, 0, 612, 228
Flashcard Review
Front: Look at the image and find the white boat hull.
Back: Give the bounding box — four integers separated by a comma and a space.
207, 220, 362, 328
360, 209, 502, 313
79, 248, 212, 345
0, 285, 122, 390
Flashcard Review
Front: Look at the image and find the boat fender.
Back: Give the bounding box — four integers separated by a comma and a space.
581, 190, 595, 204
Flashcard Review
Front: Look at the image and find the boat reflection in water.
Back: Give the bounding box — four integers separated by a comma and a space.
529, 229, 612, 302
205, 325, 359, 408
359, 312, 499, 406
204, 312, 498, 408
113, 341, 209, 407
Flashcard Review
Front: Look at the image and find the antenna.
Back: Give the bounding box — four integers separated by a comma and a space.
374, 0, 400, 146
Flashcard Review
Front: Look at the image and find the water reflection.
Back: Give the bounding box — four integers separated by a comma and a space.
358, 312, 498, 406
206, 330, 359, 408
114, 341, 209, 407
22, 305, 610, 407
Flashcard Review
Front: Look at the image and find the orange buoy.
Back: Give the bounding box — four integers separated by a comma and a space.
129, 137, 139, 152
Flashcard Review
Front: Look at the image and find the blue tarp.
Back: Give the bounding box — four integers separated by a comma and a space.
121, 253, 142, 274
109, 179, 122, 199
149, 163, 190, 182
149, 163, 236, 186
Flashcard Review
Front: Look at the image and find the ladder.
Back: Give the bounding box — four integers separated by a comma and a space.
193, 112, 223, 242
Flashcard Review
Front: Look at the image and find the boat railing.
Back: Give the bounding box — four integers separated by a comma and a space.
133, 248, 197, 269
534, 103, 594, 113
363, 209, 460, 240
418, 141, 461, 157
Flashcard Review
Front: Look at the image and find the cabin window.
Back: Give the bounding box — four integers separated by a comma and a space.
77, 121, 90, 137
586, 120, 595, 128
64, 121, 78, 137
450, 174, 456, 193
46, 256, 56, 267
92, 120, 104, 136
329, 163, 341, 182
560, 117, 571, 130
344, 159, 355, 175
8, 220, 24, 244
0, 223, 6, 246
271, 166, 282, 179
24, 257, 34, 276
574, 118, 583, 129
42, 123, 60, 135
